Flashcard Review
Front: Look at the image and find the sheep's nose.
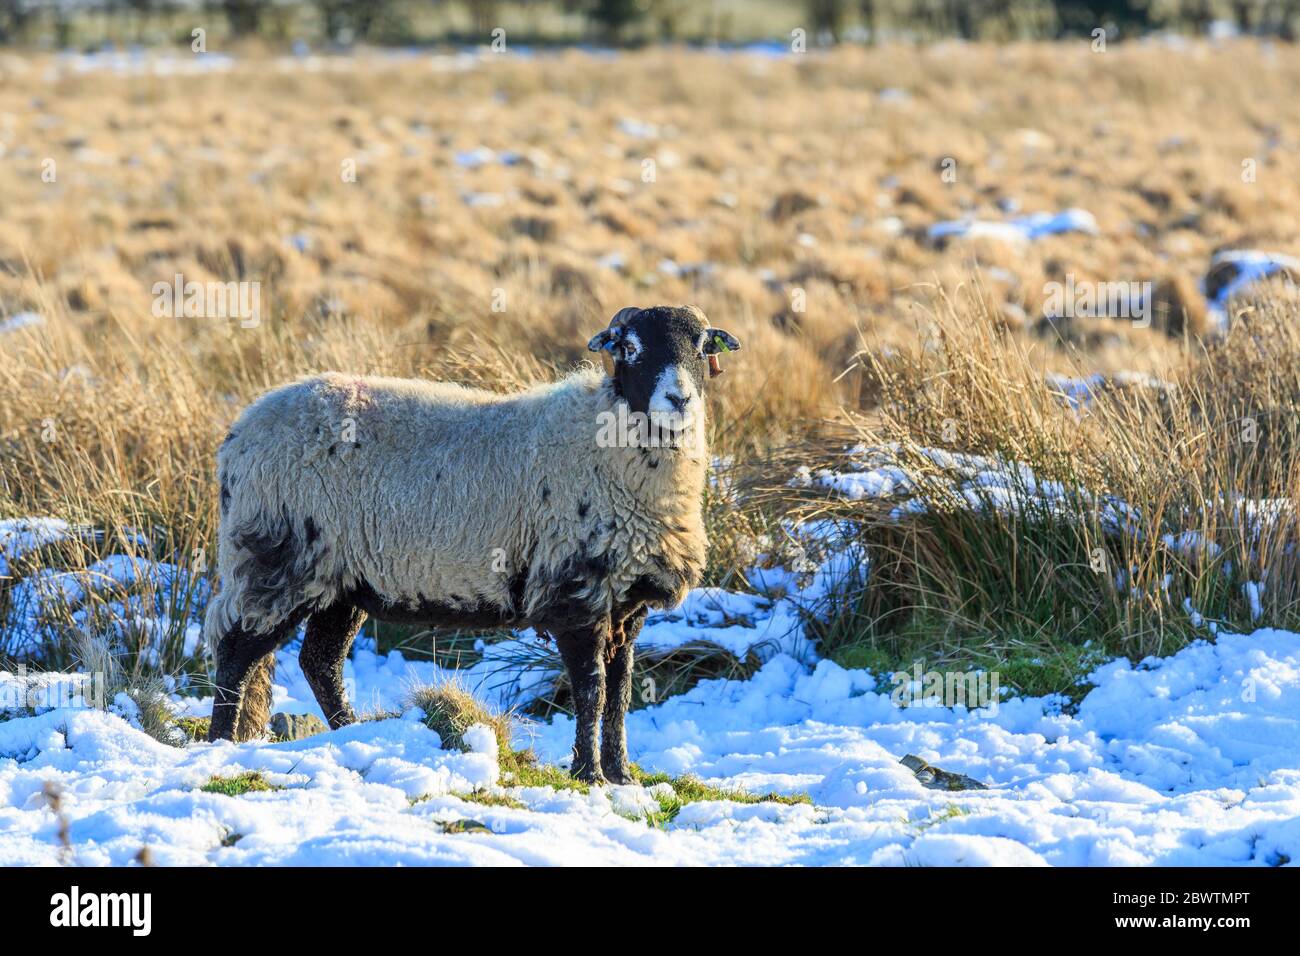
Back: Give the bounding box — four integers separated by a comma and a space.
665, 392, 689, 412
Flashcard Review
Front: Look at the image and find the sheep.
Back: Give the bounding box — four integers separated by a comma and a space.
204, 305, 742, 784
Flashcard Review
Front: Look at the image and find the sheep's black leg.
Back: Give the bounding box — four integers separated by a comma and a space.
556, 628, 607, 785
208, 622, 293, 742
601, 607, 646, 785
300, 601, 367, 728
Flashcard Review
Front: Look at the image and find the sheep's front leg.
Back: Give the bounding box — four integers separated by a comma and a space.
601, 607, 646, 785
556, 628, 607, 785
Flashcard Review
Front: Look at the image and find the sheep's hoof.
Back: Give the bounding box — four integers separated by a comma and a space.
603, 764, 636, 786
571, 766, 609, 786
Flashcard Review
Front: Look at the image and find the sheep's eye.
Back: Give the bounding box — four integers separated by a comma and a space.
620, 339, 641, 362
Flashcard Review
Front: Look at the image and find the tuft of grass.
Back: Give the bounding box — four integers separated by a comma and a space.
402, 678, 555, 782
176, 716, 211, 742
523, 639, 762, 720
401, 680, 651, 792
985, 643, 1112, 704
409, 787, 527, 810
909, 804, 970, 832
200, 772, 281, 796
457, 790, 527, 810
70, 631, 192, 746
371, 621, 499, 669
774, 289, 1300, 681
503, 758, 590, 794
497, 759, 812, 823
121, 677, 186, 747
632, 766, 811, 826
402, 679, 515, 757
818, 608, 1113, 702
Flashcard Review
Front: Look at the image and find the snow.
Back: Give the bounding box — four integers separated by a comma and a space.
617, 117, 660, 139
4, 553, 208, 658
596, 251, 627, 272
636, 586, 815, 662
460, 190, 508, 208
1203, 249, 1300, 329
3, 626, 1299, 866
791, 444, 1137, 532
54, 50, 237, 78
3, 477, 1298, 865
0, 518, 72, 578
0, 312, 44, 335
928, 208, 1099, 245
1046, 371, 1175, 410
1243, 581, 1266, 622
454, 147, 524, 169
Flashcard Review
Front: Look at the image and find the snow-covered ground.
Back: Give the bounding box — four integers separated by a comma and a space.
3, 561, 1299, 865
0, 469, 1293, 867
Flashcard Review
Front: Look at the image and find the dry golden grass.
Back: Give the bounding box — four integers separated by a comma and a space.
2, 41, 1298, 685
764, 290, 1300, 683
2, 43, 1294, 498
402, 679, 515, 755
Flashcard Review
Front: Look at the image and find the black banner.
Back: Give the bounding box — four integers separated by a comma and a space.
0, 865, 1284, 940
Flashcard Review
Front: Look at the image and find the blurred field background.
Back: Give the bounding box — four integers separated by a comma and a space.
2, 1, 1299, 720
5, 1, 1300, 46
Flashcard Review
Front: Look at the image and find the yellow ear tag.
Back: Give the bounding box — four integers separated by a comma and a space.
713, 335, 732, 353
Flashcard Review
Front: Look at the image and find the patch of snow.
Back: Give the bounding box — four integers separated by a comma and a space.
617, 118, 660, 139
1243, 580, 1266, 622
0, 311, 44, 335
454, 146, 523, 170
596, 251, 627, 272
0, 519, 71, 578
460, 190, 507, 208
796, 444, 1141, 535
1203, 249, 1300, 330
929, 208, 1098, 245
1046, 372, 1174, 410
3, 554, 209, 659
55, 49, 237, 78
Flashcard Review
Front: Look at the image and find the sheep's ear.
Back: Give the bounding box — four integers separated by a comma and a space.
587, 306, 640, 352
702, 329, 741, 354
587, 328, 621, 353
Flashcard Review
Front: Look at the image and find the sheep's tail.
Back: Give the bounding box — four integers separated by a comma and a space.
233, 652, 275, 742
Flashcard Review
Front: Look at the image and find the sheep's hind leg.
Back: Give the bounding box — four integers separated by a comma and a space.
556, 628, 608, 785
601, 608, 646, 785
209, 621, 296, 741
300, 601, 367, 728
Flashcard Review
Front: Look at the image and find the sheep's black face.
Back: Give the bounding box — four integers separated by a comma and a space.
588, 306, 741, 441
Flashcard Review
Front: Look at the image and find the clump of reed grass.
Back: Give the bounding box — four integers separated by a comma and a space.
764, 288, 1299, 689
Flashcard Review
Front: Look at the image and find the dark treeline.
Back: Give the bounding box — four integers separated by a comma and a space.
823, 0, 1300, 40
1, 0, 1297, 48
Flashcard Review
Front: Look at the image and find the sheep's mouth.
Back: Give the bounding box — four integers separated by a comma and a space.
648, 410, 696, 436
646, 421, 697, 449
